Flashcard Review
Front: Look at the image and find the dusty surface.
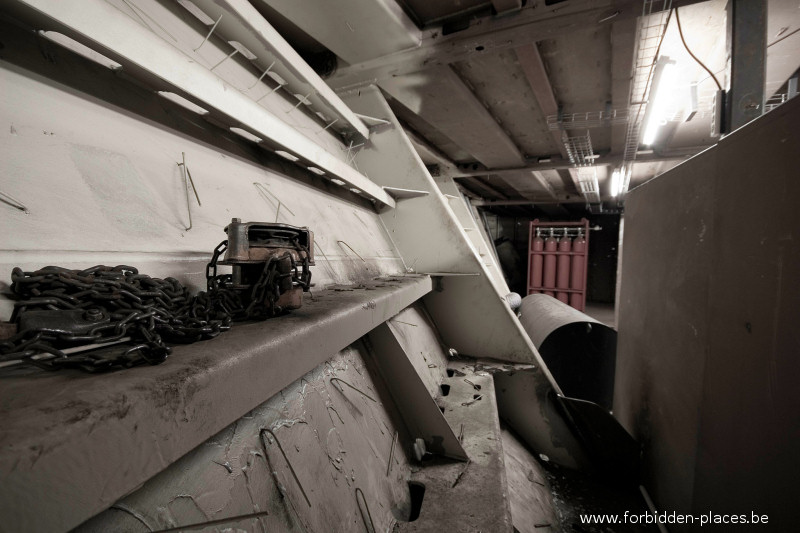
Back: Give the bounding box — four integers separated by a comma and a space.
0, 276, 430, 532
398, 360, 513, 532
501, 426, 561, 532
77, 344, 415, 533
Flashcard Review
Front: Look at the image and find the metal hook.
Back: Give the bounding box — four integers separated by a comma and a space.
210, 48, 238, 71
286, 92, 314, 114
0, 190, 29, 214
122, 0, 177, 42
248, 60, 276, 89
178, 152, 201, 231
342, 141, 365, 166
257, 82, 285, 102
253, 183, 295, 222
386, 431, 398, 476
260, 428, 312, 507
152, 509, 273, 532
330, 377, 376, 402
337, 241, 366, 263
355, 488, 376, 533
194, 13, 223, 51
316, 118, 339, 134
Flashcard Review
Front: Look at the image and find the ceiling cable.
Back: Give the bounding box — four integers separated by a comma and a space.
675, 7, 722, 91
768, 26, 800, 48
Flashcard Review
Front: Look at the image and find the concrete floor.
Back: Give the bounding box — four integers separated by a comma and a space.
584, 302, 616, 330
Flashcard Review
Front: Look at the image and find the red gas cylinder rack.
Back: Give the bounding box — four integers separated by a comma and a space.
527, 218, 590, 311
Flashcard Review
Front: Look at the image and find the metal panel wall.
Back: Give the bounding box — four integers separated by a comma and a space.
616, 96, 800, 531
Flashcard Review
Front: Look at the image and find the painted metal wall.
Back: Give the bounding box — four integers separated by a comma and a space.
616, 96, 800, 531
0, 23, 404, 320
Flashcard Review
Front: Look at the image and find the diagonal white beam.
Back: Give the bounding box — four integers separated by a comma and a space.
191, 0, 370, 139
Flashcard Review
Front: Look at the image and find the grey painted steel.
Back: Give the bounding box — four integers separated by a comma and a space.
494, 367, 589, 470
0, 275, 431, 532
76, 346, 416, 533
517, 294, 616, 409
404, 361, 514, 532
5, 0, 395, 208
366, 323, 468, 461
616, 95, 800, 531
726, 0, 767, 132
518, 293, 602, 349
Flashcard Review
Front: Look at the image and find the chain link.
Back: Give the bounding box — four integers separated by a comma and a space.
0, 236, 311, 372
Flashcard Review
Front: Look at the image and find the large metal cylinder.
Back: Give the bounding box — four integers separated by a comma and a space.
556, 232, 571, 304
543, 231, 557, 297
570, 232, 586, 311
531, 230, 544, 293
517, 293, 616, 410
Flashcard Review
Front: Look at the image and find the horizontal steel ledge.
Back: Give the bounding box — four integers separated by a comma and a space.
11, 0, 393, 208
0, 275, 431, 532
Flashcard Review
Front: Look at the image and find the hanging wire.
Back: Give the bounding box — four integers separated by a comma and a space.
674, 7, 722, 91
768, 27, 800, 48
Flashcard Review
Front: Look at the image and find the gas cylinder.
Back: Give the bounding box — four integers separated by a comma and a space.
531, 229, 544, 294
543, 229, 557, 297
556, 230, 571, 304
570, 230, 586, 311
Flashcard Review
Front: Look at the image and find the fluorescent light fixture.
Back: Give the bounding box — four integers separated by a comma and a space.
610, 169, 621, 197
642, 56, 677, 146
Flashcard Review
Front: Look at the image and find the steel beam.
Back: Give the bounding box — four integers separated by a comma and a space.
7, 0, 394, 208
725, 0, 767, 132
0, 276, 432, 531
490, 0, 523, 16
450, 149, 700, 176
254, 0, 420, 64
329, 0, 704, 90
379, 65, 525, 169
610, 18, 638, 155
514, 43, 570, 160
472, 199, 537, 206
366, 323, 468, 460
191, 0, 369, 139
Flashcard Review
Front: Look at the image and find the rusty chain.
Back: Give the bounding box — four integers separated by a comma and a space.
0, 237, 311, 372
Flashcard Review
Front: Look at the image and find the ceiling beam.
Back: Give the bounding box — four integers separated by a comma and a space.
531, 170, 557, 198
403, 124, 459, 172
610, 17, 638, 156
379, 65, 525, 168
472, 199, 535, 206
450, 148, 701, 176
252, 0, 420, 64
490, 0, 523, 17
329, 0, 704, 90
514, 43, 569, 159
466, 177, 511, 200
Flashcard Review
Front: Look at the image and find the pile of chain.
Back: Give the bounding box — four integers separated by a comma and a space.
0, 264, 242, 372
1, 225, 313, 372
